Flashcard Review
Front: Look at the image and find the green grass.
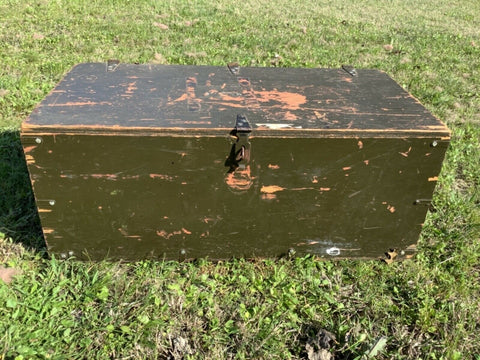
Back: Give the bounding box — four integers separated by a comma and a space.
1, 0, 479, 358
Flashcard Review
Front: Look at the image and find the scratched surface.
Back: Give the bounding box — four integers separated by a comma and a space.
22, 63, 450, 136
22, 134, 448, 260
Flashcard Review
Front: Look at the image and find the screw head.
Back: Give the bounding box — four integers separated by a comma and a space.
49, 200, 56, 206
431, 140, 438, 147
35, 137, 42, 144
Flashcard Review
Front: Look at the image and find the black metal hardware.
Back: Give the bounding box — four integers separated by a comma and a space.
225, 114, 252, 173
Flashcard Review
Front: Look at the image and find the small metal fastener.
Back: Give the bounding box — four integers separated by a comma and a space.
49, 200, 56, 206
106, 59, 120, 72
35, 137, 42, 144
414, 199, 432, 206
180, 249, 186, 256
431, 141, 438, 147
227, 62, 240, 75
326, 247, 341, 256
342, 65, 357, 77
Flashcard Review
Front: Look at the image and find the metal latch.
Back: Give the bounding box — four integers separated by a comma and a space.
225, 114, 252, 173
224, 114, 253, 192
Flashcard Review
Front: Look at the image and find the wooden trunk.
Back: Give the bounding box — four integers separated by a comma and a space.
21, 63, 450, 261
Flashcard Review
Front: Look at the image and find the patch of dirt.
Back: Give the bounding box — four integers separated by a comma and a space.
0, 266, 21, 284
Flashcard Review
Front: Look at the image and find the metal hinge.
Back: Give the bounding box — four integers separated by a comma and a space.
342, 65, 357, 77
106, 59, 120, 72
227, 62, 240, 76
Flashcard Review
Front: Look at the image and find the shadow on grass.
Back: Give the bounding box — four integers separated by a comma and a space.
0, 130, 46, 253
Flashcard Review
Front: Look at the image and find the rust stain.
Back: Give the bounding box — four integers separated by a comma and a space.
46, 101, 112, 107
357, 140, 363, 149
428, 176, 438, 182
260, 185, 285, 194
399, 146, 412, 157
343, 76, 353, 83
268, 164, 280, 170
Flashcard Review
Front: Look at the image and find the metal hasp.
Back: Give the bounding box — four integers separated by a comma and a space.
225, 114, 252, 173
21, 63, 450, 261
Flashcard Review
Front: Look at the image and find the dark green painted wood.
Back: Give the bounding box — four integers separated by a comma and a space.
23, 63, 449, 136
22, 134, 448, 260
21, 63, 450, 260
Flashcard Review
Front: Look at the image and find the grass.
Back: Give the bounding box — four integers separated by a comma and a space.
1, 0, 479, 358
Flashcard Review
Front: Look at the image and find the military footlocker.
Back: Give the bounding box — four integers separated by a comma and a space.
21, 62, 450, 261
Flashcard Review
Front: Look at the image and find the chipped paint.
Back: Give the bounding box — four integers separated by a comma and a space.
399, 146, 412, 157
428, 176, 438, 182
225, 165, 253, 192
121, 81, 138, 97
363, 160, 370, 165
283, 111, 299, 120
156, 228, 191, 239
342, 166, 351, 171
149, 174, 174, 181
23, 145, 37, 153
357, 140, 363, 149
268, 164, 280, 170
261, 193, 277, 200
25, 155, 35, 164
38, 208, 52, 213
255, 123, 302, 130
260, 185, 285, 194
387, 205, 396, 213
46, 101, 112, 107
